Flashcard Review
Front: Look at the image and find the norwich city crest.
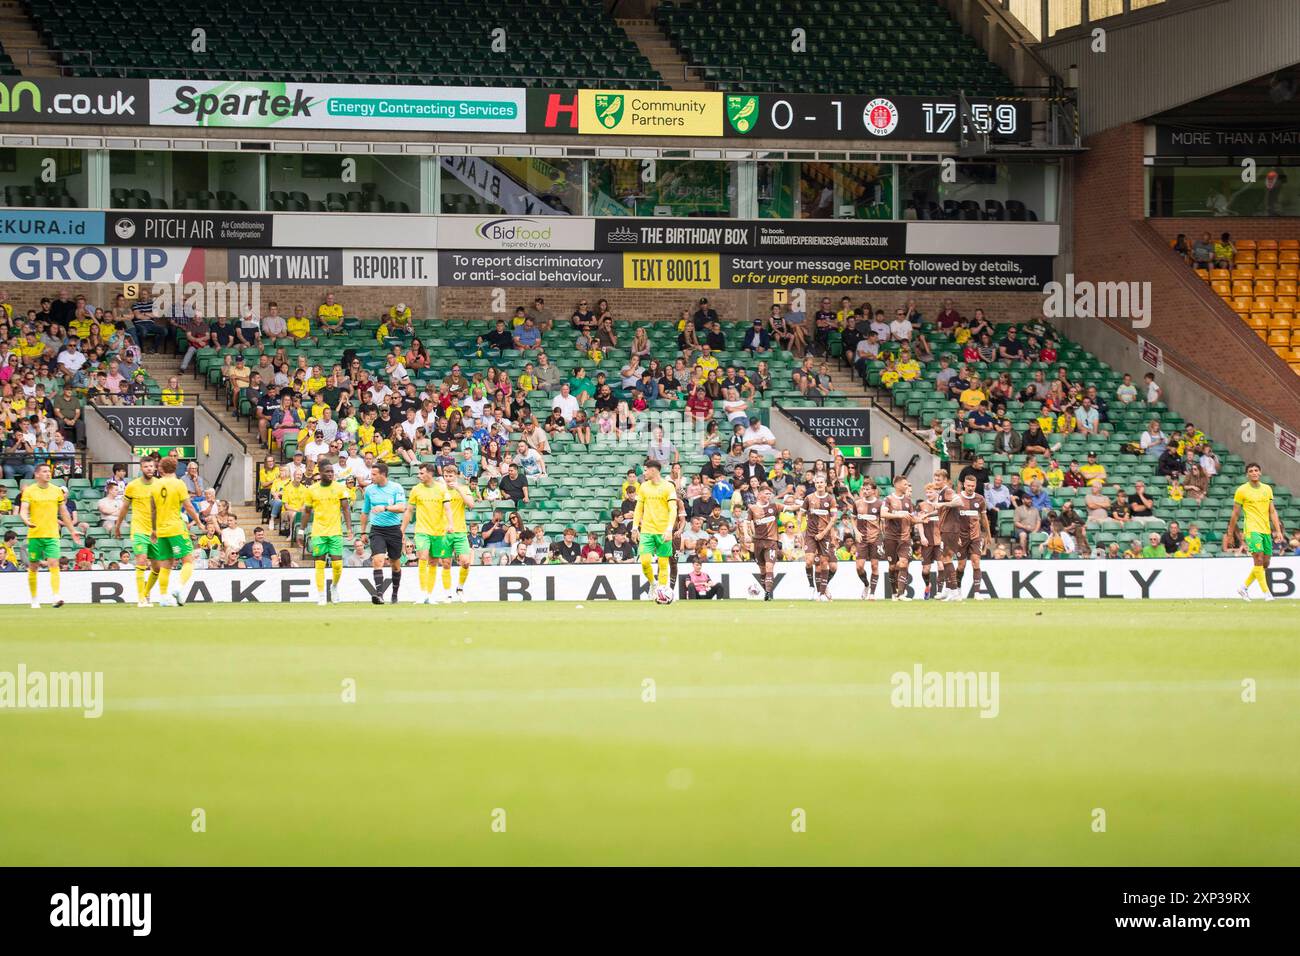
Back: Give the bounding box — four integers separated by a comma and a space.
726, 95, 758, 134
595, 93, 626, 129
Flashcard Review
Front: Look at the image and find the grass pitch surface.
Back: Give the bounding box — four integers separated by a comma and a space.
1, 600, 1296, 865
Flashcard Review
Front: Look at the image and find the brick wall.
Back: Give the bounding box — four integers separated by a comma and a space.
1151, 218, 1299, 245
1071, 122, 1300, 431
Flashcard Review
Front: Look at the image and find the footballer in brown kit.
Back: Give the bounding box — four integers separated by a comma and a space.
749, 486, 783, 601
881, 475, 916, 600
851, 481, 885, 600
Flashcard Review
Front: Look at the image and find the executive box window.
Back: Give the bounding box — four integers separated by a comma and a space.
269, 154, 420, 213
901, 161, 1054, 221
109, 151, 259, 210
757, 161, 892, 219
1147, 162, 1298, 218
440, 154, 583, 215
587, 159, 738, 217
0, 149, 88, 208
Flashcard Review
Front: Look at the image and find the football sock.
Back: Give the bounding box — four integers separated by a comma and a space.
640, 555, 655, 584
856, 567, 870, 586
159, 566, 171, 594
180, 562, 194, 585
49, 566, 60, 597
418, 559, 429, 593
805, 564, 816, 589
146, 569, 159, 596
373, 568, 385, 594
657, 559, 669, 588
136, 566, 149, 602
314, 560, 326, 592
391, 569, 401, 598
27, 568, 38, 599
332, 560, 343, 587
442, 566, 452, 590
869, 572, 879, 593
458, 565, 469, 586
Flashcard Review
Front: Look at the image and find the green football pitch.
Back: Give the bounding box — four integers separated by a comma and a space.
1, 601, 1296, 866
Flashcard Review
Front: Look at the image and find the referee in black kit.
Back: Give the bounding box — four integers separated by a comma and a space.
360, 462, 408, 604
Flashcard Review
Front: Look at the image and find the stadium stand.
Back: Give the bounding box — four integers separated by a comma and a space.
656, 0, 1013, 95
852, 309, 1299, 558
23, 0, 663, 87
1176, 235, 1300, 375
0, 41, 17, 76
88, 297, 1290, 571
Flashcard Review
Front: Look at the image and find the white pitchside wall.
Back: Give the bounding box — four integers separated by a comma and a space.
5, 559, 1298, 604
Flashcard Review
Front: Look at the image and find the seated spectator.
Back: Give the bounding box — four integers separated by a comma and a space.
740, 319, 770, 353
1190, 232, 1214, 270
1140, 420, 1168, 457
686, 559, 722, 599
317, 293, 345, 336
1212, 232, 1235, 269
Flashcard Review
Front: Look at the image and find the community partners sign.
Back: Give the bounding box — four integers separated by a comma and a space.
577, 89, 722, 136
148, 80, 525, 132
4, 559, 1296, 604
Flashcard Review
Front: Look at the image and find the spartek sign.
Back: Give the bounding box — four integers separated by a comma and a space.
0, 211, 104, 245
0, 78, 147, 125
107, 212, 272, 247
149, 80, 525, 132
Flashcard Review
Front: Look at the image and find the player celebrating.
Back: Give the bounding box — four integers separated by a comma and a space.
361, 462, 408, 605
748, 484, 783, 600
944, 473, 991, 600
148, 456, 203, 607
1229, 462, 1285, 602
880, 475, 915, 601
113, 457, 156, 607
633, 459, 679, 603
800, 473, 839, 601
931, 469, 958, 601
916, 484, 944, 600
20, 462, 80, 608
441, 462, 475, 602
850, 480, 884, 600
402, 462, 453, 604
301, 459, 354, 604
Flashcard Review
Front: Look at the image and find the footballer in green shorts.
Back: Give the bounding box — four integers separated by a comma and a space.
133, 532, 152, 557
422, 533, 449, 559
148, 534, 193, 561
312, 534, 345, 558
445, 532, 470, 558
27, 537, 60, 563
638, 532, 672, 558
1245, 531, 1273, 555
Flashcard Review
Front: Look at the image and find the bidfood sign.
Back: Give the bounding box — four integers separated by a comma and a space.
437, 216, 595, 251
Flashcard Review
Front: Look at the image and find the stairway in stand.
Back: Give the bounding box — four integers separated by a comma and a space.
617, 17, 706, 91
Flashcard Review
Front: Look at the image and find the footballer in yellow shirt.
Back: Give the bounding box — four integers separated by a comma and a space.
20, 463, 80, 607
439, 461, 475, 601
632, 459, 679, 594
402, 463, 453, 602
147, 457, 204, 606
302, 460, 353, 602
1229, 463, 1284, 600
113, 458, 158, 606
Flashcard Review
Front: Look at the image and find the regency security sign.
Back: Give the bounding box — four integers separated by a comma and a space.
107, 212, 273, 247
97, 405, 195, 452
149, 80, 525, 132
